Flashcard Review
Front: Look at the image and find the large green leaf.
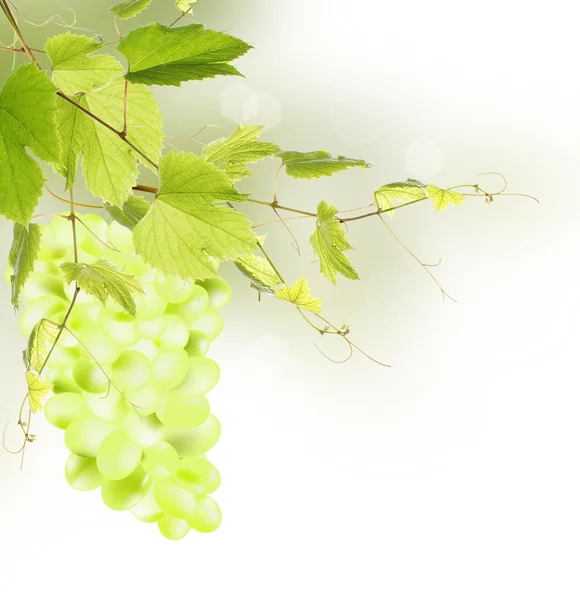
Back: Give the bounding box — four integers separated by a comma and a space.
310, 201, 359, 284
133, 152, 257, 279
8, 222, 42, 309
45, 33, 124, 95
0, 65, 59, 225
117, 22, 252, 87
110, 0, 153, 19
278, 150, 371, 180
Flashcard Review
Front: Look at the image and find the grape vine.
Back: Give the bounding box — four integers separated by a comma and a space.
0, 0, 536, 540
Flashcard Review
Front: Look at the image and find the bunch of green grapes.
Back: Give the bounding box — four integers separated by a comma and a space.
16, 213, 231, 540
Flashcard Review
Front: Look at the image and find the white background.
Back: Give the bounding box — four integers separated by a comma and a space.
1, 0, 579, 598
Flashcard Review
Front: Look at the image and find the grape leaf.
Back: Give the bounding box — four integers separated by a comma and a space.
235, 252, 282, 294
278, 150, 371, 180
117, 22, 252, 87
60, 260, 144, 316
310, 201, 359, 284
26, 372, 52, 413
105, 195, 150, 230
0, 64, 59, 225
203, 125, 280, 182
133, 152, 257, 280
427, 185, 464, 211
176, 0, 198, 11
24, 319, 59, 372
275, 277, 322, 313
374, 179, 427, 211
55, 79, 163, 203
8, 223, 42, 309
111, 0, 153, 19
45, 33, 124, 95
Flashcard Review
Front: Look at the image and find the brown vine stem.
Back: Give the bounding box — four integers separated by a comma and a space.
45, 186, 104, 209
0, 0, 35, 62
132, 184, 159, 196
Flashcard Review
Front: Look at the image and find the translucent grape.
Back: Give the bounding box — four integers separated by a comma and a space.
44, 392, 88, 430
154, 273, 193, 304
37, 232, 67, 263
97, 430, 143, 480
19, 296, 68, 337
65, 454, 103, 491
171, 357, 220, 397
157, 315, 189, 350
151, 349, 189, 390
101, 466, 151, 511
136, 315, 167, 340
126, 385, 163, 416
131, 487, 164, 523
153, 478, 196, 519
157, 514, 190, 541
107, 220, 133, 254
65, 416, 116, 457
166, 285, 208, 322
75, 324, 122, 365
49, 213, 88, 247
176, 457, 220, 495
21, 272, 67, 303
134, 282, 167, 320
186, 495, 222, 533
78, 214, 108, 256
165, 414, 221, 457
85, 390, 130, 423
189, 310, 224, 342
183, 331, 210, 358
156, 393, 209, 430
142, 442, 180, 478
45, 345, 81, 371
123, 412, 165, 448
72, 357, 109, 395
99, 310, 139, 347
111, 350, 151, 392
51, 373, 83, 395
198, 277, 232, 311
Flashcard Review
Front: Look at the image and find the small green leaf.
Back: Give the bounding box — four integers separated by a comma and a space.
427, 185, 464, 211
374, 179, 427, 211
110, 0, 153, 19
105, 196, 150, 230
60, 260, 144, 316
278, 150, 371, 180
117, 22, 252, 87
275, 276, 322, 313
176, 0, 198, 12
24, 319, 59, 372
8, 223, 42, 309
235, 253, 282, 294
311, 201, 359, 284
26, 372, 52, 413
203, 125, 280, 182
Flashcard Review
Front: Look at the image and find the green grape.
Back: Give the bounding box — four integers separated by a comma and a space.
49, 213, 88, 247
154, 273, 194, 304
34, 260, 62, 277
134, 282, 167, 320
157, 315, 189, 350
165, 414, 221, 457
37, 232, 68, 263
189, 310, 224, 342
136, 315, 167, 340
153, 478, 196, 519
157, 514, 190, 541
51, 373, 83, 395
111, 350, 151, 392
85, 390, 130, 423
21, 271, 67, 303
186, 495, 222, 533
175, 457, 220, 495
183, 331, 210, 358
79, 213, 108, 255
65, 416, 116, 457
166, 285, 208, 322
171, 357, 220, 397
72, 356, 110, 394
75, 323, 123, 365
19, 296, 68, 337
130, 339, 160, 363
142, 442, 180, 478
97, 429, 143, 480
156, 393, 209, 430
151, 349, 189, 390
107, 220, 133, 254
44, 392, 88, 430
65, 454, 103, 491
198, 277, 232, 311
99, 310, 139, 347
123, 412, 165, 448
101, 465, 151, 511
125, 385, 162, 416
45, 345, 81, 370
131, 487, 164, 523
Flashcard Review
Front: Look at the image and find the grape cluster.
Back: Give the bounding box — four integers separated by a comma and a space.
17, 213, 230, 540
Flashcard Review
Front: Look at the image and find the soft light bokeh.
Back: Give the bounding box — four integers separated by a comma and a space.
1, 1, 579, 598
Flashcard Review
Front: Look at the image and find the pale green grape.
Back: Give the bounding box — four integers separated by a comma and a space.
166, 285, 208, 322
97, 429, 143, 480
73, 357, 110, 394
21, 272, 67, 303
171, 357, 220, 397
198, 277, 232, 311
101, 465, 151, 511
85, 390, 130, 423
65, 416, 116, 457
78, 213, 108, 255
75, 323, 123, 365
131, 487, 164, 523
44, 392, 88, 430
34, 260, 62, 277
125, 385, 162, 416
65, 454, 103, 491
134, 282, 167, 320
136, 315, 167, 340
49, 213, 88, 247
129, 339, 160, 363
156, 315, 189, 350
99, 310, 139, 347
123, 412, 165, 448
183, 331, 210, 358
157, 514, 190, 540
176, 457, 220, 495
156, 393, 209, 430
45, 345, 81, 371
111, 350, 151, 391
107, 220, 133, 254
154, 273, 193, 304
37, 232, 67, 263
19, 296, 68, 337
51, 373, 83, 395
186, 495, 222, 533
151, 349, 189, 390
153, 478, 196, 519
189, 310, 224, 342
165, 414, 221, 457
142, 442, 180, 478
